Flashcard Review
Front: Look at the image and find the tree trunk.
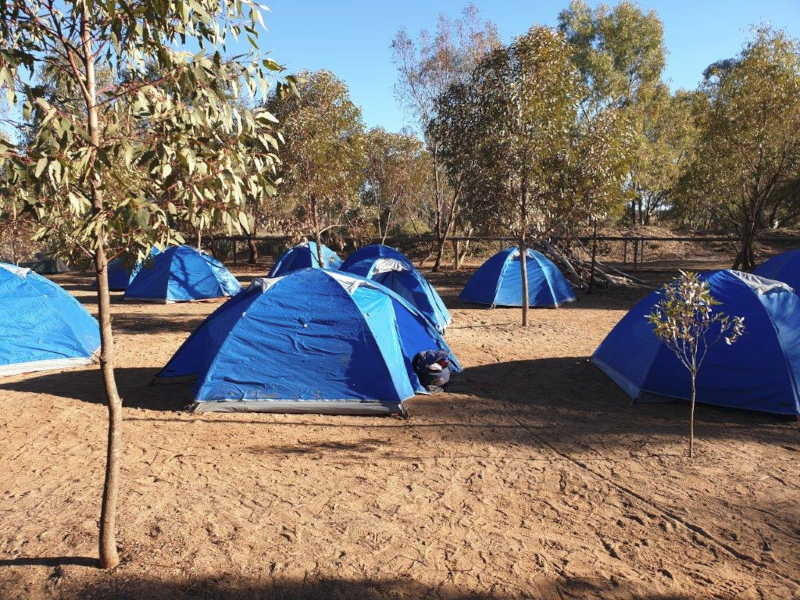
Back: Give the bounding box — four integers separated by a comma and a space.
196, 224, 203, 250
247, 233, 258, 265
311, 196, 324, 268
588, 220, 598, 294
432, 234, 447, 272
519, 234, 529, 327
733, 222, 757, 271
689, 373, 696, 459
82, 14, 122, 569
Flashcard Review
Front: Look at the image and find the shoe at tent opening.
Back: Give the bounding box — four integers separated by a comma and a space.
154, 268, 461, 415
92, 246, 161, 291
0, 263, 100, 376
268, 241, 342, 277
754, 249, 800, 293
124, 245, 241, 303
592, 270, 800, 416
340, 244, 451, 332
460, 246, 576, 308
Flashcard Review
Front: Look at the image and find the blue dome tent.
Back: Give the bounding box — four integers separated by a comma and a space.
155, 269, 461, 415
340, 244, 451, 331
93, 246, 161, 291
124, 245, 241, 303
593, 270, 800, 415
0, 264, 100, 376
460, 247, 576, 308
754, 249, 800, 292
268, 241, 342, 277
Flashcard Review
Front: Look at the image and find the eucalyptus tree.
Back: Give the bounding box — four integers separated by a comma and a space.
559, 0, 681, 225
689, 28, 800, 270
363, 128, 430, 244
433, 27, 580, 325
0, 0, 282, 568
265, 70, 365, 265
391, 3, 500, 270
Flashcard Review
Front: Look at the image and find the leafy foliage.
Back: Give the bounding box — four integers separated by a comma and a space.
647, 271, 745, 457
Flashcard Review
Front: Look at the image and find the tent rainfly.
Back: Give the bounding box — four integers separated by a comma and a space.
124, 245, 241, 303
340, 244, 451, 332
460, 247, 576, 308
268, 241, 342, 277
0, 263, 100, 376
593, 270, 800, 415
754, 249, 800, 293
155, 268, 461, 415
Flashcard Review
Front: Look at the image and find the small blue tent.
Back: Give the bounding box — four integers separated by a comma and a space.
155, 269, 461, 414
124, 245, 241, 303
593, 270, 800, 415
93, 246, 161, 291
754, 249, 800, 293
268, 241, 342, 277
0, 263, 100, 376
460, 247, 576, 308
340, 244, 451, 331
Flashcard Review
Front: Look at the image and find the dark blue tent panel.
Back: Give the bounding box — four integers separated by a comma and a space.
754, 249, 800, 293
124, 246, 241, 303
0, 264, 100, 376
593, 270, 800, 415
268, 242, 342, 277
155, 269, 461, 415
340, 244, 451, 331
94, 246, 161, 291
460, 247, 576, 308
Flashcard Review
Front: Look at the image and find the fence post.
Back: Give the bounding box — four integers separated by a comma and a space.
633, 239, 639, 272
623, 239, 628, 265
452, 239, 461, 270
233, 239, 237, 266
639, 240, 644, 270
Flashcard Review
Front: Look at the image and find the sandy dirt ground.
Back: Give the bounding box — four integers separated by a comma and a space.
0, 261, 798, 599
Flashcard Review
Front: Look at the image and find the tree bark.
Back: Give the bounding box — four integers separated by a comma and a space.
247, 232, 258, 265
82, 13, 122, 569
311, 196, 324, 268
519, 182, 529, 327
588, 220, 598, 294
689, 373, 696, 459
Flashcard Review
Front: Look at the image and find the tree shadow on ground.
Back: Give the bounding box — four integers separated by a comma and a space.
112, 313, 206, 335
0, 367, 192, 411
0, 571, 696, 600
440, 357, 800, 449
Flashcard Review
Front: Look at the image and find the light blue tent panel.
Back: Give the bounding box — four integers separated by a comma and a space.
268, 241, 342, 277
124, 245, 241, 303
754, 249, 800, 293
460, 247, 576, 308
0, 264, 100, 376
155, 269, 461, 414
340, 244, 451, 331
593, 270, 800, 415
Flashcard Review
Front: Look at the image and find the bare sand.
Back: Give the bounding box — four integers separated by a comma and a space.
0, 264, 797, 599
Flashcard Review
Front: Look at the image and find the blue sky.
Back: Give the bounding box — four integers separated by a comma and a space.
256, 0, 800, 132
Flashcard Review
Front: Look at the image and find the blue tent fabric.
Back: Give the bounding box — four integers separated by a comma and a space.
0, 263, 100, 376
340, 244, 451, 331
460, 247, 576, 308
124, 245, 241, 303
592, 270, 800, 415
93, 246, 161, 291
268, 241, 342, 277
754, 249, 800, 292
155, 268, 461, 414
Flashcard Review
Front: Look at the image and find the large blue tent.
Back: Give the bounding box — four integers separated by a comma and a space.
155, 269, 461, 414
124, 245, 241, 303
93, 246, 161, 291
754, 249, 800, 292
593, 270, 800, 415
340, 244, 451, 331
460, 247, 576, 308
268, 241, 342, 277
0, 263, 100, 376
